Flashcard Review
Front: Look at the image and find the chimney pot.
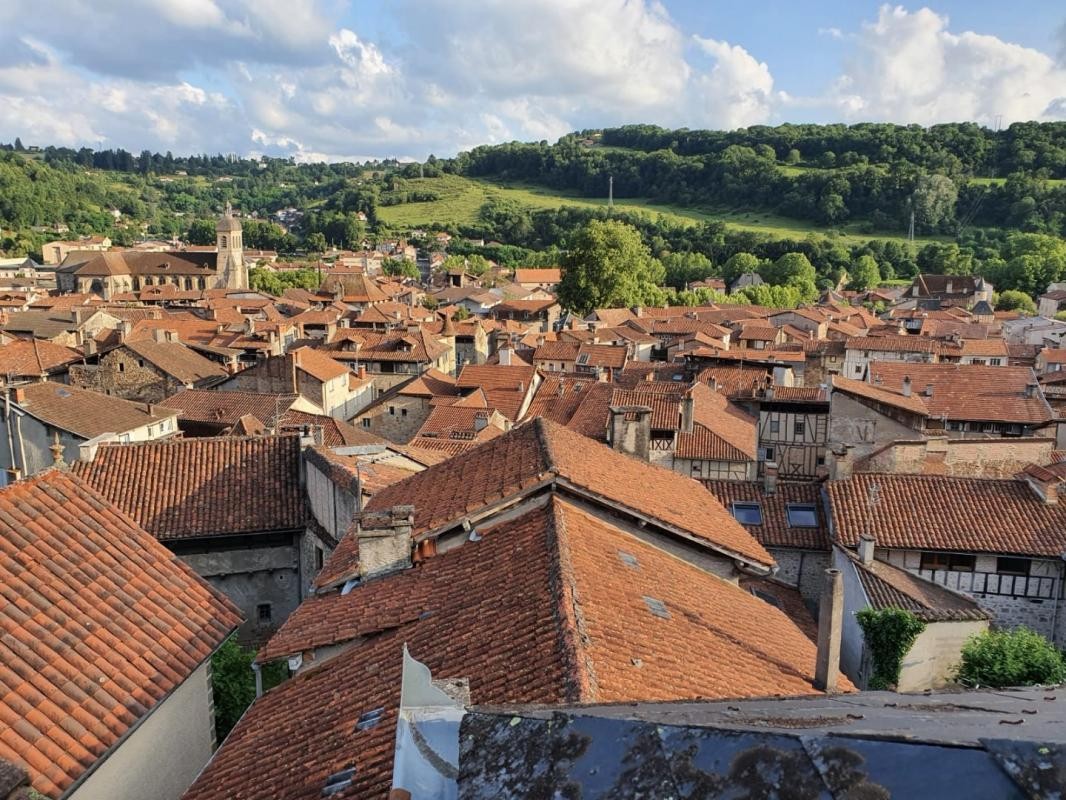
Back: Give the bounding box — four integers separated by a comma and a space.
763, 461, 778, 495
814, 568, 843, 693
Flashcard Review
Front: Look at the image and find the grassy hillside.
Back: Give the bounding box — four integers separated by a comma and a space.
377, 173, 942, 245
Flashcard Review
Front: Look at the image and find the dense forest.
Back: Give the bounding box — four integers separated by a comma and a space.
2, 122, 1066, 301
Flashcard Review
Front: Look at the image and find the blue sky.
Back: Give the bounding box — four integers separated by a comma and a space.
0, 1, 1063, 161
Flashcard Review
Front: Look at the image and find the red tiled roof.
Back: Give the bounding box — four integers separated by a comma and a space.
15, 381, 176, 438
701, 481, 830, 550
455, 364, 536, 421
868, 362, 1052, 424
843, 551, 989, 622
163, 388, 298, 425
522, 375, 600, 426
209, 496, 839, 800
0, 339, 82, 377
845, 335, 940, 354
514, 268, 561, 284
827, 473, 1066, 556
0, 472, 240, 798
533, 340, 579, 362
122, 338, 228, 384
576, 343, 628, 369
316, 419, 773, 589
291, 346, 349, 383
72, 435, 307, 539
830, 375, 930, 416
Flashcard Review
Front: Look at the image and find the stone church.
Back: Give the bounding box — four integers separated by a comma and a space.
56, 205, 248, 296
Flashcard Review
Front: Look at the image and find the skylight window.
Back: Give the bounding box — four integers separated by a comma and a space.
786, 503, 818, 527
731, 502, 763, 526
642, 596, 670, 619
617, 550, 639, 569
355, 707, 384, 731
322, 766, 356, 796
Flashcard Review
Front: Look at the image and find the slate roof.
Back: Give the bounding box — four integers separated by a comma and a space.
14, 381, 176, 438
701, 480, 831, 551
826, 473, 1066, 556
315, 418, 773, 590
195, 496, 836, 800
0, 472, 240, 798
72, 435, 307, 539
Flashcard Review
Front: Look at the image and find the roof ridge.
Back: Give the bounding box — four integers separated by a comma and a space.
547, 496, 597, 703
532, 417, 561, 477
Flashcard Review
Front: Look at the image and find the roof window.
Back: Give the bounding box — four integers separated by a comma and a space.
731, 502, 763, 525
322, 766, 356, 796
786, 503, 818, 527
642, 596, 670, 619
355, 707, 385, 731
617, 550, 639, 569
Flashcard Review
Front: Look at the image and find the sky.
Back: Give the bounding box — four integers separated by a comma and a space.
0, 1, 1064, 163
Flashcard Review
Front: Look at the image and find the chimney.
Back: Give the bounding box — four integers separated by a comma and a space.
924, 384, 934, 397
357, 505, 415, 579
120, 320, 132, 341
831, 444, 853, 480
1024, 469, 1060, 505
814, 568, 844, 693
13, 387, 25, 404
858, 534, 876, 565
1025, 382, 1038, 399
83, 337, 97, 356
901, 375, 912, 397
632, 305, 643, 318
609, 405, 651, 461
153, 328, 167, 343
357, 365, 367, 380
763, 461, 778, 495
680, 394, 694, 434
245, 317, 256, 335
499, 347, 512, 366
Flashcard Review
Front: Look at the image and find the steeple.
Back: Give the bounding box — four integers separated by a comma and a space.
216, 203, 247, 290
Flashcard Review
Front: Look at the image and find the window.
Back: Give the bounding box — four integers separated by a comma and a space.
401, 408, 407, 417
118, 362, 125, 373
794, 419, 806, 437
316, 547, 325, 571
854, 365, 863, 374
920, 552, 976, 572
997, 557, 1030, 576
137, 359, 145, 368
760, 447, 775, 462
361, 418, 371, 428
770, 420, 780, 434
786, 504, 818, 527
388, 406, 395, 415
990, 358, 1002, 366
731, 502, 763, 525
257, 603, 273, 624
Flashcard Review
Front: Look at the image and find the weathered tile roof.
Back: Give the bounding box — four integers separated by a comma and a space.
291, 346, 350, 383
14, 381, 176, 438
826, 473, 1066, 556
163, 388, 298, 426
0, 339, 82, 377
72, 435, 307, 539
532, 340, 579, 362
0, 472, 241, 798
212, 496, 836, 800
702, 480, 831, 550
455, 364, 536, 420
522, 375, 600, 426
514, 268, 561, 284
845, 335, 940, 354
123, 338, 228, 384
843, 551, 990, 622
316, 419, 773, 590
868, 363, 1052, 425
831, 374, 930, 417
279, 409, 381, 448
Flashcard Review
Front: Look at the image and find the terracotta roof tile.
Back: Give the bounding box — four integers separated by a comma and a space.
0, 472, 240, 798
163, 388, 298, 425
122, 338, 228, 384
827, 473, 1066, 556
455, 364, 536, 421
0, 340, 82, 377
15, 381, 176, 438
844, 551, 990, 622
208, 496, 841, 800
72, 435, 307, 539
701, 480, 830, 550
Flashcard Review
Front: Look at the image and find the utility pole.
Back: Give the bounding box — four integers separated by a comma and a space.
908, 209, 915, 244
608, 175, 614, 211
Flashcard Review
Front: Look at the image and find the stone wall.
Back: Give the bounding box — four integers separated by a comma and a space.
769, 548, 830, 610
856, 436, 1056, 479
829, 392, 924, 460
355, 394, 430, 443
70, 349, 185, 403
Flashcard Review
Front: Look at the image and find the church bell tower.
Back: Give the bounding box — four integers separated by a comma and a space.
216, 202, 247, 290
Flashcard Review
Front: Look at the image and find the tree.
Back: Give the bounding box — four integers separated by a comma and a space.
186, 218, 217, 246
306, 232, 327, 254
557, 219, 666, 314
848, 255, 881, 292
955, 627, 1065, 688
765, 252, 817, 302
661, 251, 714, 290
911, 173, 958, 232
785, 148, 801, 165
442, 253, 490, 277
994, 289, 1037, 315
382, 257, 420, 279
721, 252, 760, 287
210, 637, 287, 741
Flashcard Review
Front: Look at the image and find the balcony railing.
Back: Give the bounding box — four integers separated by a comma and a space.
918, 569, 1056, 600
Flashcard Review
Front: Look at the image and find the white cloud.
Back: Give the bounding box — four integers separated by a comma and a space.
691, 37, 780, 128
829, 5, 1066, 125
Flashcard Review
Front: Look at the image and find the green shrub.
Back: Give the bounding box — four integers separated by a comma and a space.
955, 627, 1065, 688
211, 637, 288, 742
855, 607, 926, 690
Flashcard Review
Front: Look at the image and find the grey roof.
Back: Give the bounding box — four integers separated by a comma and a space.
459, 689, 1066, 799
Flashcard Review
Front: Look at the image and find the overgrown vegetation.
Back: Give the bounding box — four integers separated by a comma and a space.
955, 627, 1066, 688
248, 267, 322, 296
855, 607, 927, 690
211, 637, 288, 742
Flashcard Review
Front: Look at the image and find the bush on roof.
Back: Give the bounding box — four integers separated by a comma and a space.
955, 627, 1065, 688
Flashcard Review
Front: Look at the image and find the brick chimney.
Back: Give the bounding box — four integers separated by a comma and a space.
814, 568, 843, 693
763, 461, 778, 495
357, 505, 415, 579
